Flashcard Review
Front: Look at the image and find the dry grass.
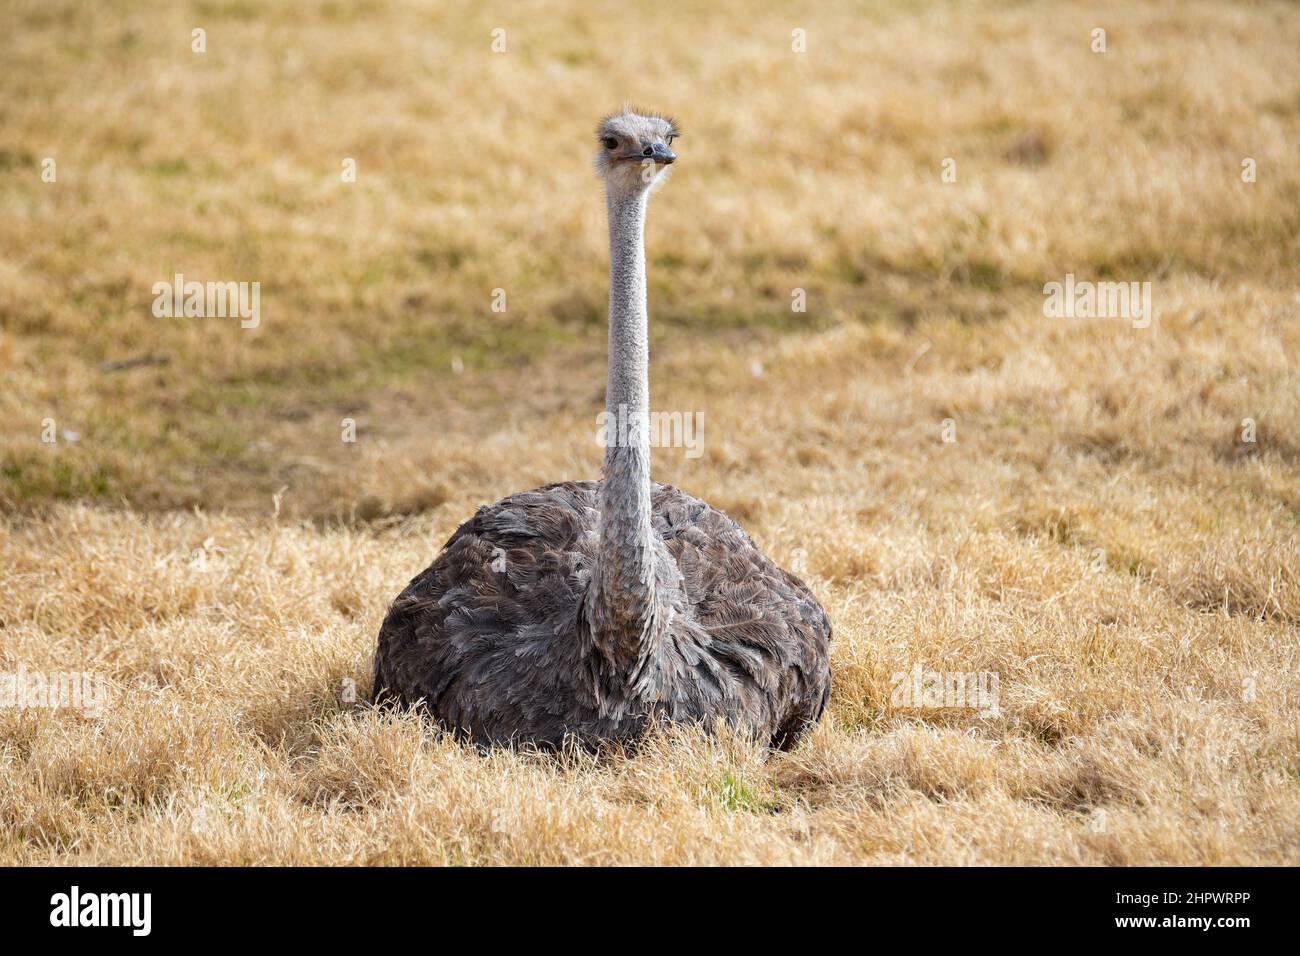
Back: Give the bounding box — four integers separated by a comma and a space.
2, 0, 1298, 864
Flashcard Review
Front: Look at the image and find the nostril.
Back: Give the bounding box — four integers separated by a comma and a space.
642, 146, 654, 157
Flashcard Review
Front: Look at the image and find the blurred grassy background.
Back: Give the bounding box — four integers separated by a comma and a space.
2, 0, 1299, 866
3, 0, 1297, 515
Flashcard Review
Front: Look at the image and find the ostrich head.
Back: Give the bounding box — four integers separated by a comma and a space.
595, 108, 679, 194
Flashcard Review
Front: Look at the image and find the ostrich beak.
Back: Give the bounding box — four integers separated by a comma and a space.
622, 144, 677, 165
649, 143, 676, 164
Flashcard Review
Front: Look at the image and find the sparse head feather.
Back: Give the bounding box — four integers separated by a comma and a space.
596, 107, 680, 143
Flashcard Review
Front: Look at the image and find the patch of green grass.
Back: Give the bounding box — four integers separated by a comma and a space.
717, 769, 779, 813
1, 456, 117, 504
146, 158, 190, 177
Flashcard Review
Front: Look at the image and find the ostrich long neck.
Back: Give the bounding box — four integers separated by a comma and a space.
592, 185, 658, 668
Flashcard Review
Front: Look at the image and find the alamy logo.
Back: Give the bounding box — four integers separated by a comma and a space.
1042, 273, 1153, 328
0, 665, 108, 717
151, 273, 261, 328
50, 886, 151, 936
890, 664, 1000, 717
596, 403, 704, 459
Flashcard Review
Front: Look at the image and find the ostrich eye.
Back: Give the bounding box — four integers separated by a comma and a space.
602, 136, 618, 150
666, 134, 676, 145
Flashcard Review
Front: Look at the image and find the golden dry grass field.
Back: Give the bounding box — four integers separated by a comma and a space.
1, 0, 1298, 864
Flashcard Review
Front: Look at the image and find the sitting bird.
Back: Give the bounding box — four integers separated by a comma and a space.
370, 108, 832, 750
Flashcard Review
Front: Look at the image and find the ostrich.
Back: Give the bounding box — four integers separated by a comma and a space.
371, 109, 832, 749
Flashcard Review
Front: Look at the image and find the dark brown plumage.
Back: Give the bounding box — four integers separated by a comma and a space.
371, 481, 831, 749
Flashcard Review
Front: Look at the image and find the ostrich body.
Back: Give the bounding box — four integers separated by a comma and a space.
371, 110, 832, 749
